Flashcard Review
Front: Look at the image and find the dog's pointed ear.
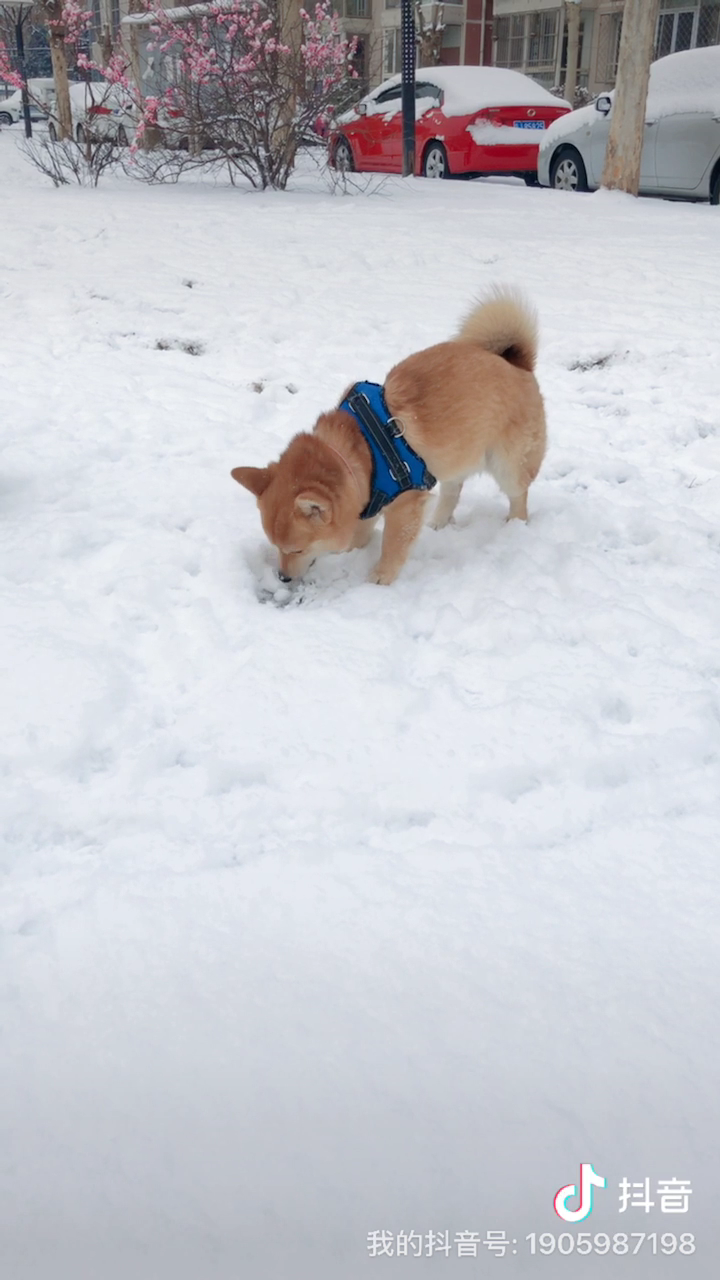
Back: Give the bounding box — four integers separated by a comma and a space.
231, 465, 273, 497
295, 492, 331, 522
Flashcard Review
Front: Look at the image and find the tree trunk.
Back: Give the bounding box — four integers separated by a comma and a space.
99, 24, 113, 66
276, 0, 302, 174
48, 13, 72, 141
601, 0, 659, 195
415, 3, 444, 67
127, 0, 149, 147
563, 1, 581, 105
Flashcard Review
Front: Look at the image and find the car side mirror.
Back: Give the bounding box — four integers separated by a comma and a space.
595, 95, 612, 116
357, 102, 368, 117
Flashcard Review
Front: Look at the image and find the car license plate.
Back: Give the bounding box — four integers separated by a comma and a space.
514, 120, 545, 129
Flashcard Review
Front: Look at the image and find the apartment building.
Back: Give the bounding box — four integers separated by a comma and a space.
378, 0, 720, 94
492, 0, 720, 97
380, 1, 492, 82
91, 0, 720, 98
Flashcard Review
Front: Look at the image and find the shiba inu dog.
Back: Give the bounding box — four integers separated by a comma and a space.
232, 288, 546, 586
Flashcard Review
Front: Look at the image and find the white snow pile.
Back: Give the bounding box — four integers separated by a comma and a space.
466, 120, 547, 146
1, 134, 720, 1280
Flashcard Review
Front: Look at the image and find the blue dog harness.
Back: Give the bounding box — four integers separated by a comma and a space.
339, 381, 437, 520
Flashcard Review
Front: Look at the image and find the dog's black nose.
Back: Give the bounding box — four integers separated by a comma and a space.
277, 571, 292, 584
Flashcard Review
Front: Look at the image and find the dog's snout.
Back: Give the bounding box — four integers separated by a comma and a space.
277, 571, 292, 584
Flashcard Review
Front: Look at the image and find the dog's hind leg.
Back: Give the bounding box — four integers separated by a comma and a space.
487, 431, 545, 522
430, 480, 463, 530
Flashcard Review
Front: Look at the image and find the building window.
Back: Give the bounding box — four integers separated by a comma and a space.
696, 2, 720, 46
494, 14, 526, 67
596, 11, 622, 83
655, 1, 720, 55
111, 0, 120, 36
527, 10, 558, 66
656, 6, 698, 54
383, 28, 400, 75
341, 0, 369, 16
495, 10, 559, 73
442, 24, 462, 49
508, 14, 526, 67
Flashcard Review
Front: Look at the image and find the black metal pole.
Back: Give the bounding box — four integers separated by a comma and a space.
400, 0, 415, 176
14, 12, 32, 139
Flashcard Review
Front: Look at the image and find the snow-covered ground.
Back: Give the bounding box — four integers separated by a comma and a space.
1, 133, 720, 1279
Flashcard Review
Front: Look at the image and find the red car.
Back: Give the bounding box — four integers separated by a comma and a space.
329, 66, 570, 181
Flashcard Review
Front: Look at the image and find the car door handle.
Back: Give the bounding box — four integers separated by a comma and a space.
645, 120, 656, 127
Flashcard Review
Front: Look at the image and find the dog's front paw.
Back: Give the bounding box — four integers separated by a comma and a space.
430, 513, 454, 531
368, 564, 396, 586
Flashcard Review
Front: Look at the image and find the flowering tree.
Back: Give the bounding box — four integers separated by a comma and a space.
0, 39, 22, 94
131, 0, 358, 189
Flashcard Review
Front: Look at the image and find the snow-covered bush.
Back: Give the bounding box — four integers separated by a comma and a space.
552, 82, 592, 111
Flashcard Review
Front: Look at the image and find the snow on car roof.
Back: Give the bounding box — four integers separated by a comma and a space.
647, 45, 720, 116
67, 80, 124, 102
376, 67, 569, 116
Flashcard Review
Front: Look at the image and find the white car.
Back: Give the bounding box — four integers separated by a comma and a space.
0, 79, 56, 126
538, 45, 720, 205
48, 80, 137, 146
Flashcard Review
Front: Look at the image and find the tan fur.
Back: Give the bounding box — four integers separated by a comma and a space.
456, 286, 538, 373
232, 288, 547, 585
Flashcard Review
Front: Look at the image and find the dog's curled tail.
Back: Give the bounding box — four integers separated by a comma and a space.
456, 287, 538, 373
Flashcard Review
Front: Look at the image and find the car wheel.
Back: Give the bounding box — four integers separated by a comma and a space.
422, 141, 449, 179
48, 122, 57, 142
550, 147, 588, 193
334, 137, 354, 172
0, 111, 12, 126
711, 168, 720, 206
117, 124, 129, 147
